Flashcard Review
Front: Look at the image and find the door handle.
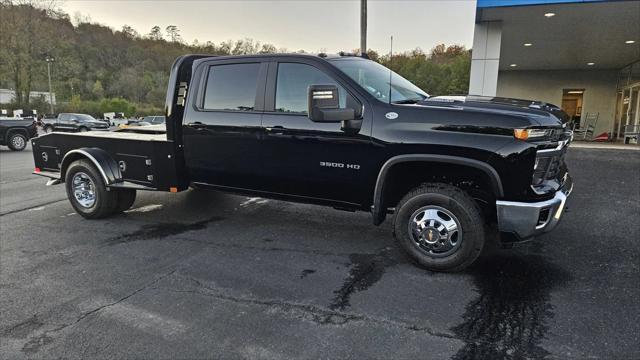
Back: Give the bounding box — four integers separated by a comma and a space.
186, 122, 206, 130
265, 126, 285, 134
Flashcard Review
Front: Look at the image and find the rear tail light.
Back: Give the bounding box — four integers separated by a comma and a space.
34, 167, 41, 173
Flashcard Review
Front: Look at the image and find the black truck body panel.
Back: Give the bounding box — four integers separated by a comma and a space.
31, 54, 572, 237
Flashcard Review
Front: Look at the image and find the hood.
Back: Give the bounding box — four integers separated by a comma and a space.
419, 95, 569, 127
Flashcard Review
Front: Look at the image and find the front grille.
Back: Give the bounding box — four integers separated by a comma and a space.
532, 146, 567, 186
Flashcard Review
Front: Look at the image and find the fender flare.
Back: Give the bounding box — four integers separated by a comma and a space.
60, 148, 122, 185
5, 128, 29, 142
371, 154, 504, 225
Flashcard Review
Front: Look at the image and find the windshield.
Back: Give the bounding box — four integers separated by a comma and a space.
330, 58, 428, 104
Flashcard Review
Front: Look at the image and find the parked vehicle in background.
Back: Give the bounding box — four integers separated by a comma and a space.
0, 116, 38, 151
42, 113, 110, 133
118, 120, 151, 129
31, 54, 573, 272
141, 116, 166, 125
103, 112, 128, 127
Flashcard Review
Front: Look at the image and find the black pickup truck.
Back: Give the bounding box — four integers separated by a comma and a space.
0, 117, 38, 151
42, 113, 110, 133
31, 54, 573, 272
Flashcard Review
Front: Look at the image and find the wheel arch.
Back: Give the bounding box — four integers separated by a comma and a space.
372, 154, 504, 225
60, 148, 122, 185
5, 127, 29, 142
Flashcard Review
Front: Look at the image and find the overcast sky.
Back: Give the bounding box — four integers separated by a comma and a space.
61, 0, 477, 53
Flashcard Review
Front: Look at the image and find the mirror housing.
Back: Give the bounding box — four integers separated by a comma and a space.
307, 85, 355, 123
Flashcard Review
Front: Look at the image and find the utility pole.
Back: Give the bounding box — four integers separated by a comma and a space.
360, 0, 367, 56
45, 56, 55, 114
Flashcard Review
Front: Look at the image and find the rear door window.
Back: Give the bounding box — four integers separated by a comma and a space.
203, 63, 261, 111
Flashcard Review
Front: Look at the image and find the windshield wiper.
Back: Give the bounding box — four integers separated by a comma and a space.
391, 99, 420, 104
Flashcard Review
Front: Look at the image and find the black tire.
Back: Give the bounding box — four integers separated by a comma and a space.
393, 183, 485, 272
65, 159, 118, 219
114, 189, 137, 213
78, 127, 89, 132
7, 133, 28, 151
44, 125, 54, 134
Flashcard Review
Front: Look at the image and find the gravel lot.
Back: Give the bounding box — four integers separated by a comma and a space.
1, 144, 639, 359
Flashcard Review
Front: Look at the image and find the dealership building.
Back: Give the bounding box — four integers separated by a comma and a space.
470, 0, 640, 141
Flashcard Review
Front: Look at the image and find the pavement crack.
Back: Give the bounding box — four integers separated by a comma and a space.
0, 198, 67, 217
2, 315, 45, 338
159, 273, 454, 340
19, 268, 177, 354
181, 238, 367, 258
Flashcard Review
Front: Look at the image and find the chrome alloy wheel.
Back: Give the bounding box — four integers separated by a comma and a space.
72, 172, 96, 208
11, 135, 25, 149
408, 206, 462, 257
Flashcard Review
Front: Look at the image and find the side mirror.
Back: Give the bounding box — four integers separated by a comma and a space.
307, 85, 355, 122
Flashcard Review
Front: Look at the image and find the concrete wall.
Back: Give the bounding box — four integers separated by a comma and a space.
497, 70, 618, 136
469, 22, 502, 96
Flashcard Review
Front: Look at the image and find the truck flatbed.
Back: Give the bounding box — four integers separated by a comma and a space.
56, 130, 167, 142
32, 129, 179, 192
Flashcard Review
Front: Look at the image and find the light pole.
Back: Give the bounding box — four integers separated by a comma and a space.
45, 56, 55, 114
360, 0, 367, 56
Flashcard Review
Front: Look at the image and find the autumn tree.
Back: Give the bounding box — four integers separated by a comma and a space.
165, 25, 181, 43
148, 25, 163, 41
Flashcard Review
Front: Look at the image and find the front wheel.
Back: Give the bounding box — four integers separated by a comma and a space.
393, 183, 485, 272
7, 133, 27, 151
65, 159, 118, 219
78, 127, 89, 132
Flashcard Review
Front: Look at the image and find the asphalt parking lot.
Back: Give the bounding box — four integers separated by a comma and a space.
1, 144, 639, 359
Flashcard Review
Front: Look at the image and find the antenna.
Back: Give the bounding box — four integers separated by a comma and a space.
388, 36, 393, 104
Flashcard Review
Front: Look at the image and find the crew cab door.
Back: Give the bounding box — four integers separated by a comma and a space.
260, 60, 373, 206
56, 114, 71, 130
182, 58, 268, 189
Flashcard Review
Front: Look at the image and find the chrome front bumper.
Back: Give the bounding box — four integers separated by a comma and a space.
496, 176, 573, 240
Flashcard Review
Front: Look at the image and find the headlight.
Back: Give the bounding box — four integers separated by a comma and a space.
513, 128, 553, 141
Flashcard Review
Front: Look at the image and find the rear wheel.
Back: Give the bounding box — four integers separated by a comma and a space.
65, 159, 118, 219
7, 133, 27, 151
114, 189, 137, 213
393, 183, 485, 272
78, 127, 89, 132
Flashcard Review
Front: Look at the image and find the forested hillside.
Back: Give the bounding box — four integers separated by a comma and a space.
0, 0, 471, 117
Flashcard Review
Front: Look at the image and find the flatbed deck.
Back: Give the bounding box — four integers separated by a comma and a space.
32, 130, 180, 191
57, 130, 167, 142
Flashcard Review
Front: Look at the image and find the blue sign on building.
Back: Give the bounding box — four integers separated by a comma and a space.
477, 0, 608, 8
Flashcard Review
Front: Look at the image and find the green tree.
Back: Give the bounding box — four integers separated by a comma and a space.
165, 25, 181, 43
69, 94, 81, 112
120, 24, 139, 39
92, 80, 104, 98
148, 25, 163, 41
